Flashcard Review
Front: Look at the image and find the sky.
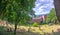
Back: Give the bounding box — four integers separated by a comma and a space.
33, 0, 54, 15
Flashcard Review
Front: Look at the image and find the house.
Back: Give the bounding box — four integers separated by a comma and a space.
29, 15, 47, 23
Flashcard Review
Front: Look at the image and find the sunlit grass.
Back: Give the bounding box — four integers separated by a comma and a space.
17, 24, 60, 35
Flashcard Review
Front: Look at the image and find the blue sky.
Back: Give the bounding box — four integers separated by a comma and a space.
33, 0, 54, 15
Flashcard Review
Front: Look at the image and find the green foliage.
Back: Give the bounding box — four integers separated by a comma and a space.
46, 8, 57, 23
32, 22, 38, 27
0, 0, 35, 23
0, 0, 36, 34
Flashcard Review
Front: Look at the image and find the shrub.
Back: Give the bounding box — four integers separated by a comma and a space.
32, 22, 38, 27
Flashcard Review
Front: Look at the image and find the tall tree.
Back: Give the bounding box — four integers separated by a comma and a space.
0, 0, 35, 34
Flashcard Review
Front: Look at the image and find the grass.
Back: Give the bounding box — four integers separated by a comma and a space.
0, 24, 60, 35
17, 24, 60, 35
0, 26, 14, 35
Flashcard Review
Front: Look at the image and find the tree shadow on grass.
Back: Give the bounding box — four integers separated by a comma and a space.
17, 32, 41, 35
0, 26, 41, 35
0, 26, 14, 35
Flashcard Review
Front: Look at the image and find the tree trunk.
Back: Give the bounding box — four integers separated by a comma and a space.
54, 0, 60, 22
28, 24, 31, 32
14, 22, 17, 34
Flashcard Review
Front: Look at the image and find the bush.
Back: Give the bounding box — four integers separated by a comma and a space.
32, 22, 38, 27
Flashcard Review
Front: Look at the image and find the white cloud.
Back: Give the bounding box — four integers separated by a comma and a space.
33, 0, 54, 15
35, 11, 50, 15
